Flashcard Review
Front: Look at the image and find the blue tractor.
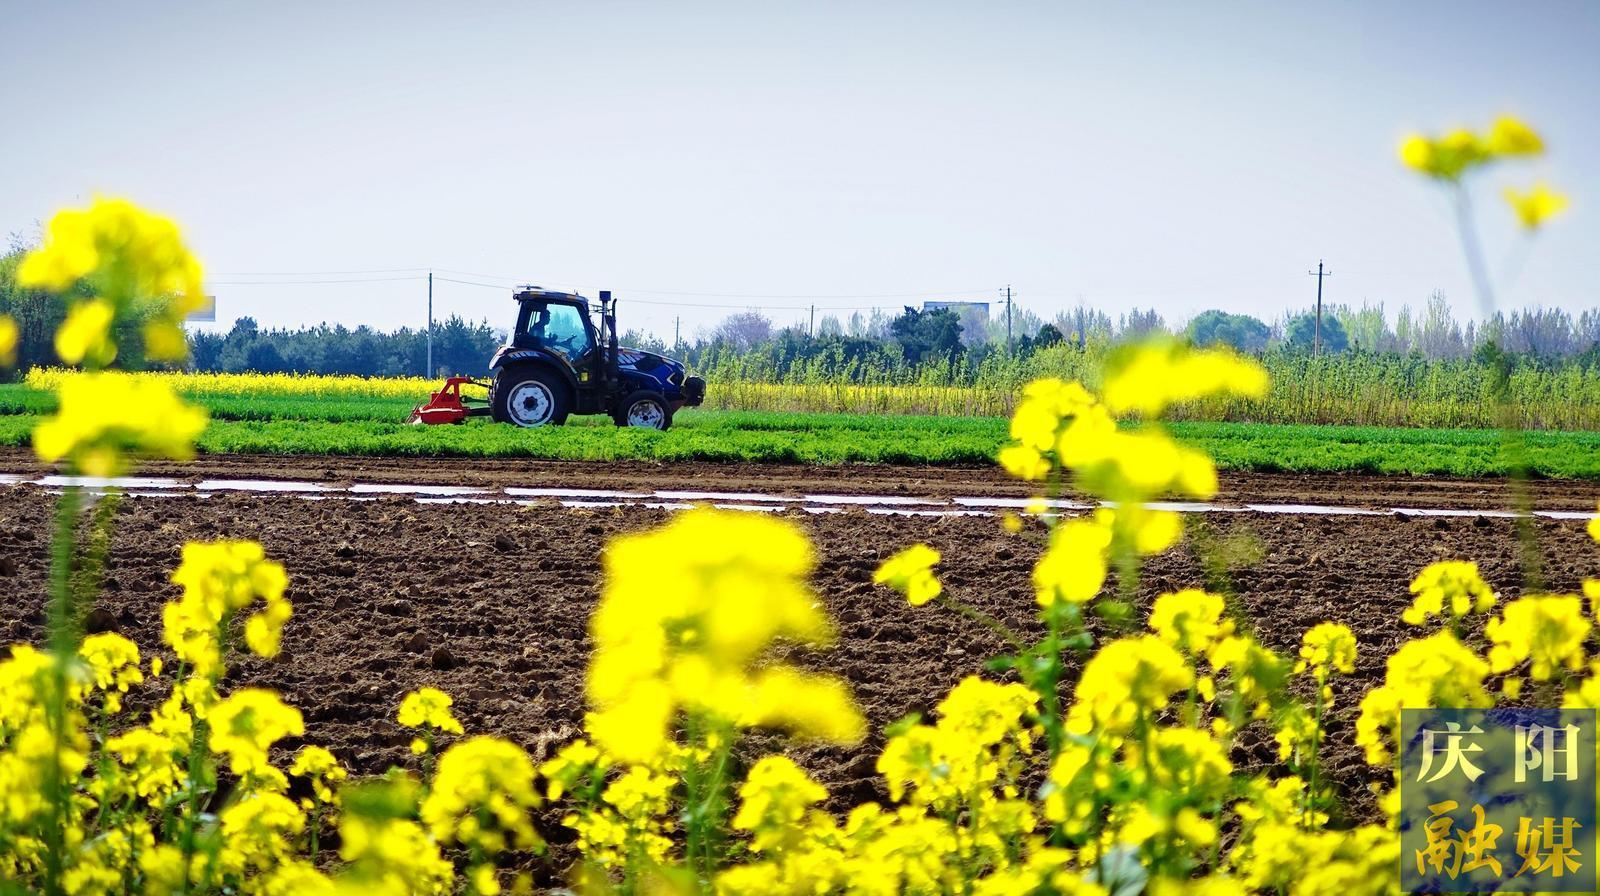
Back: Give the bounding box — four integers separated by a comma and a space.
409, 288, 704, 430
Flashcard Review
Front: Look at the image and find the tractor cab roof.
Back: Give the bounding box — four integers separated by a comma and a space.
512, 286, 588, 306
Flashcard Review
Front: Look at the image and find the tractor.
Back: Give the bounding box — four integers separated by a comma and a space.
409, 287, 705, 429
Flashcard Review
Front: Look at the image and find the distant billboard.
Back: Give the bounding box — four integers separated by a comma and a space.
924, 301, 989, 317
185, 295, 217, 323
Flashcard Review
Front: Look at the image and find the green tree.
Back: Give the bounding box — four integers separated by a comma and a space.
890, 306, 964, 364
1285, 312, 1350, 354
1187, 310, 1269, 354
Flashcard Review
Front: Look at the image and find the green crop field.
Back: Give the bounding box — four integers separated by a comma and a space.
2, 381, 1598, 476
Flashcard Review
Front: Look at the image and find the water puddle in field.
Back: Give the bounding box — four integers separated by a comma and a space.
196, 478, 335, 493
4, 475, 1594, 522
350, 483, 486, 497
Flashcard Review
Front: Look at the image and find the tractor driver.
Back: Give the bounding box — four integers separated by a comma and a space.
527, 304, 593, 359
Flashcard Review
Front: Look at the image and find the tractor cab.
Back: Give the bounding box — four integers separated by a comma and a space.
514, 291, 598, 365
483, 288, 704, 429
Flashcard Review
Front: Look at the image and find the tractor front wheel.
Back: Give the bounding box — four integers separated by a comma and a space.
493, 369, 570, 427
614, 390, 673, 431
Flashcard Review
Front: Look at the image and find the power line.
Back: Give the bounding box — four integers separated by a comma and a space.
430, 276, 934, 311
210, 267, 429, 276
209, 275, 424, 285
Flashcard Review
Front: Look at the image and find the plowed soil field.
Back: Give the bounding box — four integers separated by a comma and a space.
2, 455, 1597, 851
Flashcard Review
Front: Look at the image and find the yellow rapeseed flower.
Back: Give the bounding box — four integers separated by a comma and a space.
1295, 622, 1357, 679
874, 543, 943, 606
587, 509, 860, 762
288, 745, 347, 804
18, 197, 207, 364
1503, 183, 1570, 231
208, 688, 305, 782
1066, 636, 1192, 735
55, 297, 118, 367
733, 756, 829, 852
1149, 589, 1230, 655
0, 314, 17, 366
1485, 595, 1590, 681
1401, 560, 1495, 626
1033, 512, 1113, 607
397, 686, 466, 735
164, 540, 290, 680
1487, 115, 1544, 156
32, 372, 207, 476
78, 632, 144, 713
1354, 631, 1491, 764
421, 736, 544, 856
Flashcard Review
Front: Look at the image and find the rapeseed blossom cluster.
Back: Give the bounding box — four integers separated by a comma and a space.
1401, 559, 1495, 626
587, 508, 864, 763
873, 543, 942, 605
0, 314, 16, 366
1399, 116, 1568, 230
32, 371, 207, 477
17, 197, 208, 364
165, 539, 290, 683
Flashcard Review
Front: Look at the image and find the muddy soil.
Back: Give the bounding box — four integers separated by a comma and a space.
2, 480, 1595, 840
3, 447, 1598, 510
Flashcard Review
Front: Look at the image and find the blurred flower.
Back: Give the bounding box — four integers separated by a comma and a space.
587, 509, 860, 762
1503, 183, 1570, 231
1486, 595, 1590, 680
874, 543, 943, 606
32, 372, 206, 476
0, 314, 17, 366
18, 197, 206, 364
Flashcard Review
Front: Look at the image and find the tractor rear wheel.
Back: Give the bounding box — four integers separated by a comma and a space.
493, 368, 570, 427
614, 390, 673, 430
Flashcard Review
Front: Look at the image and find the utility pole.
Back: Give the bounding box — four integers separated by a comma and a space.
1004, 285, 1013, 353
1308, 261, 1331, 356
674, 316, 681, 354
809, 305, 815, 339
426, 270, 433, 375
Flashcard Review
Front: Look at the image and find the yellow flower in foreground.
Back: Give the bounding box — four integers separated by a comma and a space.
55, 298, 118, 367
733, 756, 829, 852
398, 686, 466, 735
19, 196, 206, 296
1399, 129, 1490, 181
1296, 622, 1357, 678
1034, 513, 1113, 607
587, 509, 860, 763
1503, 183, 1569, 231
0, 314, 17, 366
164, 540, 290, 680
32, 372, 207, 476
79, 632, 144, 713
1354, 631, 1491, 764
874, 543, 942, 605
1402, 560, 1494, 626
208, 688, 306, 778
1149, 589, 1229, 655
1102, 341, 1267, 418
19, 197, 208, 365
1486, 595, 1590, 681
1066, 635, 1192, 735
421, 736, 544, 855
1487, 115, 1544, 157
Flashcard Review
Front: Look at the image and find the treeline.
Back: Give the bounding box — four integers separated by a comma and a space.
8, 240, 1600, 381
187, 316, 502, 377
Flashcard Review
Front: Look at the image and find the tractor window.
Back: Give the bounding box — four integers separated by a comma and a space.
526, 303, 594, 358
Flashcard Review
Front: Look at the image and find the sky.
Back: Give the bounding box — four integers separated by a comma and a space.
2, 0, 1597, 342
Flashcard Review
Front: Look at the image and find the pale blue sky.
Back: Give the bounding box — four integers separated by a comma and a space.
2, 0, 1596, 340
